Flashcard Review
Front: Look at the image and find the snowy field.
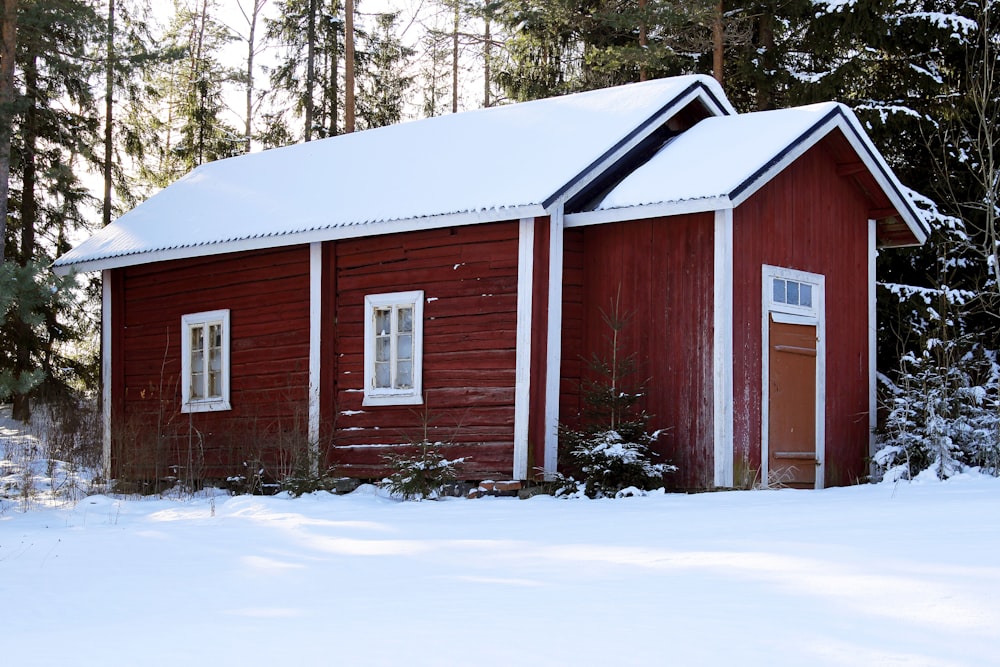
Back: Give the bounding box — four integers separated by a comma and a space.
2, 464, 998, 667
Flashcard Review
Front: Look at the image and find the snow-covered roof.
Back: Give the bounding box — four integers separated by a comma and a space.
570, 102, 928, 245
54, 75, 733, 274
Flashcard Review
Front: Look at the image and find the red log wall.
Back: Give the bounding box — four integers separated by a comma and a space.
113, 246, 311, 482
562, 212, 716, 490
733, 138, 872, 487
326, 222, 521, 479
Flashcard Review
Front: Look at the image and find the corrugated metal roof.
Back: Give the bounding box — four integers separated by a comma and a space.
592, 103, 927, 242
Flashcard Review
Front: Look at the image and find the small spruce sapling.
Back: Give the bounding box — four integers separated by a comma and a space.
876, 337, 1000, 480
381, 409, 467, 501
557, 298, 675, 498
382, 440, 465, 501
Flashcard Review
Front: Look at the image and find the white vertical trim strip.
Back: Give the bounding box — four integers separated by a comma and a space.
543, 208, 565, 478
868, 220, 878, 475
102, 270, 112, 482
308, 242, 322, 475
512, 218, 535, 480
713, 210, 734, 487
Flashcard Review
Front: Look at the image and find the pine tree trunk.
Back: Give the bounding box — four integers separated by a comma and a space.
483, 17, 490, 107
12, 54, 38, 422
712, 0, 724, 84
245, 0, 262, 152
330, 22, 338, 136
305, 0, 316, 141
639, 0, 647, 82
0, 0, 17, 264
756, 12, 774, 111
103, 0, 114, 228
451, 0, 459, 113
344, 0, 355, 132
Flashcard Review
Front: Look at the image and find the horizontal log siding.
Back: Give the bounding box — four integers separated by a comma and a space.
572, 213, 716, 490
560, 228, 585, 440
113, 246, 311, 482
733, 141, 871, 488
328, 222, 520, 480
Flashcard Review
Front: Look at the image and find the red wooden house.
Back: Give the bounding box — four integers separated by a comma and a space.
54, 75, 927, 490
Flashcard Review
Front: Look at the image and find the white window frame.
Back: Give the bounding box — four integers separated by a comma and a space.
180, 309, 231, 413
363, 291, 424, 407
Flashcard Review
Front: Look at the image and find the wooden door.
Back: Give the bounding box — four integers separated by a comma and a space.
767, 317, 818, 488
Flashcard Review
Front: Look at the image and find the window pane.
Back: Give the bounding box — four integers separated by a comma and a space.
376, 336, 391, 362
191, 371, 204, 400
396, 360, 412, 388
772, 278, 786, 304
208, 370, 220, 397
397, 334, 412, 361
398, 307, 413, 334
375, 361, 390, 388
787, 280, 800, 306
191, 326, 204, 355
800, 284, 812, 307
375, 308, 391, 336
190, 325, 205, 399
208, 324, 222, 370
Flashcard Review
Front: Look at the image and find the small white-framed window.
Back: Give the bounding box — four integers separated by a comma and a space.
180, 309, 231, 413
363, 291, 424, 406
765, 266, 822, 320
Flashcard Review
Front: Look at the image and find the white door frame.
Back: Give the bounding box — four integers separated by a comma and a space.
761, 265, 826, 489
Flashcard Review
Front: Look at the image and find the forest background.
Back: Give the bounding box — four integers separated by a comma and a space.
0, 0, 997, 480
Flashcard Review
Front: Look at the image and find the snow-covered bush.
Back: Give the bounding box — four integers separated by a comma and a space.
556, 300, 675, 498
876, 339, 1000, 481
381, 441, 465, 500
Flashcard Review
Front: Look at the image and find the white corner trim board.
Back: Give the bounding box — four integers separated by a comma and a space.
101, 269, 112, 481
543, 208, 565, 479
513, 218, 535, 480
308, 242, 322, 476
713, 209, 734, 488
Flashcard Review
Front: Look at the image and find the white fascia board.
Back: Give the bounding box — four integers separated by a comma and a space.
728, 115, 839, 210
727, 110, 927, 245
51, 204, 548, 276
565, 196, 731, 227
829, 115, 928, 245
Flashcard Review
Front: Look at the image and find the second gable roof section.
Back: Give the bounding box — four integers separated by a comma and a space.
53, 75, 734, 275
566, 103, 929, 247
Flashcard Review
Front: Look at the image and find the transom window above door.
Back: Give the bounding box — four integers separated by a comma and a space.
772, 277, 812, 308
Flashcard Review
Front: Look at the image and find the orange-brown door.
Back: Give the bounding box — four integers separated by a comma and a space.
767, 317, 818, 488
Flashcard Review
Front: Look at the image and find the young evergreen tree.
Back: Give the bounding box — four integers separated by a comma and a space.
134, 0, 238, 190
3, 0, 103, 420
265, 0, 346, 140
356, 12, 413, 129
495, 0, 716, 101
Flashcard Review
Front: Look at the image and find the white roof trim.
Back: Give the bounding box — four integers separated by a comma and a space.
728, 109, 927, 244
52, 204, 547, 275
565, 196, 730, 227
548, 83, 737, 209
579, 104, 926, 245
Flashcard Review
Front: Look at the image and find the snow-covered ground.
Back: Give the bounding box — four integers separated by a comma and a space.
2, 462, 998, 666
